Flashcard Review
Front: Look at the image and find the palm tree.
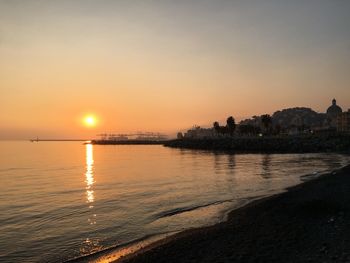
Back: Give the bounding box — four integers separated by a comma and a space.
213, 121, 220, 133
226, 116, 236, 136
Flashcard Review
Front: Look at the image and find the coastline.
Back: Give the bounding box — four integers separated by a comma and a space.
164, 135, 350, 153
115, 164, 350, 263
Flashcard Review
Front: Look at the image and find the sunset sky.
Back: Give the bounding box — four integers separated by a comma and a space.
1, 0, 350, 139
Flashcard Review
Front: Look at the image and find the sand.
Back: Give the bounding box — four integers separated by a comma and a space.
116, 164, 350, 263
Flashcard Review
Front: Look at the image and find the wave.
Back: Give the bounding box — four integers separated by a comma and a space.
299, 166, 344, 182
65, 195, 267, 263
153, 199, 234, 219
65, 231, 177, 263
0, 167, 33, 172
153, 195, 268, 220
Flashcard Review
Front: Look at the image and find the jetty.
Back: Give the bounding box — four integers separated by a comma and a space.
30, 138, 89, 142
91, 132, 169, 145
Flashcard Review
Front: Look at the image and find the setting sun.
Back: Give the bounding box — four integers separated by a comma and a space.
84, 115, 97, 127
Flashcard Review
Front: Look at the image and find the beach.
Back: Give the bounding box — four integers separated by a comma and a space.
118, 164, 350, 263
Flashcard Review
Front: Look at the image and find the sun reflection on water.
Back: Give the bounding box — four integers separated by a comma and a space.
81, 143, 100, 256
85, 143, 97, 225
85, 144, 95, 205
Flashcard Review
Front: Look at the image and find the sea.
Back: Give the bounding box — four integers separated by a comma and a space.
0, 141, 349, 262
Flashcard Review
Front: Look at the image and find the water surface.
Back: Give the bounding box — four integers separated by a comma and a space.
0, 141, 348, 262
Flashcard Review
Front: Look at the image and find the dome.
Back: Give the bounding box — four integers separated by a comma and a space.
327, 99, 342, 116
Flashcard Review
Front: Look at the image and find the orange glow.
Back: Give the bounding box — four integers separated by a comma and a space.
84, 115, 97, 128
1, 1, 350, 140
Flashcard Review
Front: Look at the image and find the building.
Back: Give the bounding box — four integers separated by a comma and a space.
337, 110, 350, 133
326, 98, 343, 128
327, 98, 343, 116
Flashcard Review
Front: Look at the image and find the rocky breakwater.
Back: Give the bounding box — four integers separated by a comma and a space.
164, 134, 350, 153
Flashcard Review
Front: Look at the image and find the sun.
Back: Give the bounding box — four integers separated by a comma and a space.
83, 115, 97, 127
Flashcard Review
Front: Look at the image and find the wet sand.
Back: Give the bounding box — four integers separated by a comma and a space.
117, 164, 350, 263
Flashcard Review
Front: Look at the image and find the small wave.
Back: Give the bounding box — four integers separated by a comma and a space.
154, 200, 233, 219
65, 231, 177, 263
283, 165, 350, 193
299, 166, 343, 182
66, 195, 268, 263
41, 166, 81, 172
153, 195, 267, 220
0, 167, 33, 172
300, 171, 321, 181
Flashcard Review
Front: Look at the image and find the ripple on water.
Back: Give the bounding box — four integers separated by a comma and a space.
0, 142, 348, 263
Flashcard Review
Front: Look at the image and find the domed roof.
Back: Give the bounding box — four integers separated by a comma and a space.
327, 99, 342, 115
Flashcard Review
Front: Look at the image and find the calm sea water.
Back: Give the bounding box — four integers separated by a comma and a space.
0, 141, 348, 262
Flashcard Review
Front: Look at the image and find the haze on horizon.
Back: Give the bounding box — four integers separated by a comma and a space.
1, 0, 350, 139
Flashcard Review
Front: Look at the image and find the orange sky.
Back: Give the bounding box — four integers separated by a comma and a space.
1, 1, 350, 139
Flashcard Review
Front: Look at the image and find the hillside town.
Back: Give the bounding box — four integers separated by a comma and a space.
180, 99, 350, 139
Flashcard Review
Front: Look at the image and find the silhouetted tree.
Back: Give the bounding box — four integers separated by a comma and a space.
220, 126, 228, 135
273, 124, 282, 135
177, 132, 184, 139
226, 116, 236, 136
238, 124, 261, 136
238, 125, 249, 135
213, 121, 220, 133
261, 114, 272, 134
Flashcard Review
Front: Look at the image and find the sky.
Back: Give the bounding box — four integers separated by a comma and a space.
1, 0, 350, 139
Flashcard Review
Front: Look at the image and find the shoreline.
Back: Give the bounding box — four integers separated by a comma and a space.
115, 164, 350, 263
67, 193, 266, 263
164, 135, 350, 154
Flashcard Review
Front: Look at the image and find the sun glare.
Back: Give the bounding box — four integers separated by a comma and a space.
84, 115, 97, 127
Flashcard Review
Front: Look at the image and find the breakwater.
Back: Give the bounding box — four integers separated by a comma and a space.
91, 140, 166, 145
164, 134, 350, 153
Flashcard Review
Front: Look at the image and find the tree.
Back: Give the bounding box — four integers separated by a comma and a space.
273, 124, 282, 135
213, 121, 220, 133
261, 114, 272, 134
238, 124, 261, 136
226, 116, 236, 136
220, 126, 228, 135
